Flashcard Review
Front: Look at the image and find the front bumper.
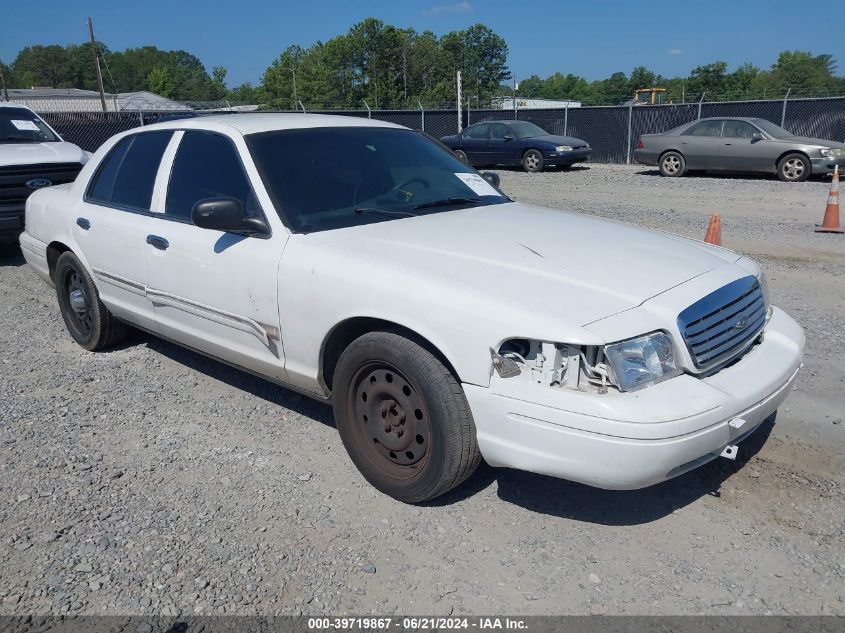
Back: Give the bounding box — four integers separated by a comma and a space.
464, 307, 804, 490
810, 155, 845, 175
546, 148, 592, 164
0, 204, 24, 243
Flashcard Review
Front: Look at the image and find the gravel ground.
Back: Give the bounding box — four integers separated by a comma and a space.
1, 164, 843, 616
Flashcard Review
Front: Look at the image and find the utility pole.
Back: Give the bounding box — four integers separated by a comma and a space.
456, 70, 462, 133
87, 17, 107, 112
512, 75, 517, 119
0, 59, 9, 102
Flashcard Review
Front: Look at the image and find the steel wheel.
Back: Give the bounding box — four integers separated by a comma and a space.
64, 269, 93, 337
347, 362, 432, 480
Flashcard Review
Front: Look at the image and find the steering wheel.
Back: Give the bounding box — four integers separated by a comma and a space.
352, 169, 430, 205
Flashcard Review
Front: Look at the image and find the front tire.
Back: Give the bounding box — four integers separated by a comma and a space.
332, 332, 481, 503
659, 151, 686, 177
55, 252, 130, 351
453, 149, 469, 164
777, 153, 810, 182
522, 149, 544, 173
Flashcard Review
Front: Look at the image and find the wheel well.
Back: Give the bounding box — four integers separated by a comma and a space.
320, 317, 460, 392
46, 241, 72, 282
522, 148, 541, 157
659, 149, 684, 161
775, 150, 810, 170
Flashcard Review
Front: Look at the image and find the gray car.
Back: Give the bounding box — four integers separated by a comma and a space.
634, 117, 845, 182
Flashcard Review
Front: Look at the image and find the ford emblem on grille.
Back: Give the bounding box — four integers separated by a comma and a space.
734, 315, 750, 330
26, 178, 53, 189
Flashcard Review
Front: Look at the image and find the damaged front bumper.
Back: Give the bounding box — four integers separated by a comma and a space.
464, 307, 804, 490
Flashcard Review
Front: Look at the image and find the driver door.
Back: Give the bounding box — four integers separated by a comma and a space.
143, 130, 288, 381
460, 123, 491, 165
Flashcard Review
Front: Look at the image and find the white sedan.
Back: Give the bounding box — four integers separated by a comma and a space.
20, 114, 805, 502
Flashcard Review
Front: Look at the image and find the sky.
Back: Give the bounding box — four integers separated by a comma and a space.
2, 0, 843, 88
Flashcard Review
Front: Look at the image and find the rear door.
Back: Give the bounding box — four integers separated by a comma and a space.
718, 120, 773, 172
680, 120, 724, 169
74, 131, 173, 332
143, 129, 287, 380
460, 123, 491, 164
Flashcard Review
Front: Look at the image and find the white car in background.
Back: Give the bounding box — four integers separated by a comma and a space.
20, 114, 805, 502
0, 102, 88, 244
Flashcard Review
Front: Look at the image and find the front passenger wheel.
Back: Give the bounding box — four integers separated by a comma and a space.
777, 153, 810, 182
522, 149, 544, 173
55, 252, 130, 351
332, 332, 481, 503
453, 149, 469, 164
659, 151, 686, 177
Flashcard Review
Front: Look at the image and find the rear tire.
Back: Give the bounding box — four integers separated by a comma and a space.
55, 252, 130, 351
777, 153, 810, 182
332, 332, 481, 503
659, 151, 686, 177
522, 149, 544, 173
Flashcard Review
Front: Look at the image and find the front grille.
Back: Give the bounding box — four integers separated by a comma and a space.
677, 276, 766, 372
0, 162, 83, 224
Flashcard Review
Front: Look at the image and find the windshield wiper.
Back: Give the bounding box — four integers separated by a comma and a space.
414, 197, 481, 210
354, 207, 418, 218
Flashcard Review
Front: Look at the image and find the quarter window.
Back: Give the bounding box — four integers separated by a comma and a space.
166, 131, 259, 221
87, 132, 172, 210
683, 120, 724, 137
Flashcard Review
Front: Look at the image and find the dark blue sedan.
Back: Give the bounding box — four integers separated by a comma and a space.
440, 120, 591, 172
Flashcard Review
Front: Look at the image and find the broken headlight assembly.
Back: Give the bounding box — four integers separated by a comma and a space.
492, 332, 683, 394
602, 331, 682, 392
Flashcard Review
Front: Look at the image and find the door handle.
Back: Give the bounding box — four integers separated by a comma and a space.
146, 235, 169, 251
76, 217, 90, 230
724, 142, 732, 146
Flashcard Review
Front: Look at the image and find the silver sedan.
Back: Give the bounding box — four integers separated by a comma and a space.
634, 117, 845, 182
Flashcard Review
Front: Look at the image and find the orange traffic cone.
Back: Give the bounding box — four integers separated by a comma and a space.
704, 213, 722, 246
816, 165, 845, 234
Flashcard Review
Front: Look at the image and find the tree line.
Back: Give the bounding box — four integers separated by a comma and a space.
1, 19, 843, 109
515, 52, 845, 105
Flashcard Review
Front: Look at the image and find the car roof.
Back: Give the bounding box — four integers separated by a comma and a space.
139, 112, 407, 135
694, 116, 762, 123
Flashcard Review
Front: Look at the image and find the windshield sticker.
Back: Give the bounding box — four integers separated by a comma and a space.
454, 172, 499, 197
11, 120, 41, 132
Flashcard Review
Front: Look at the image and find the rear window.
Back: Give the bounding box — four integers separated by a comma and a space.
87, 132, 172, 210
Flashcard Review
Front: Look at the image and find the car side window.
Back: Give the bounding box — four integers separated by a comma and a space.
683, 120, 724, 137
490, 123, 509, 140
87, 132, 172, 210
722, 120, 758, 139
166, 131, 260, 222
463, 124, 490, 139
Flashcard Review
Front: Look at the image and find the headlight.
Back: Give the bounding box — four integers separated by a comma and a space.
555, 145, 573, 152
603, 332, 682, 392
820, 148, 844, 158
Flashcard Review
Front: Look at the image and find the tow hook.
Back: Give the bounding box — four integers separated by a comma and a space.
719, 444, 739, 460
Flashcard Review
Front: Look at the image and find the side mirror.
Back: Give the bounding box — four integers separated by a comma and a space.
481, 171, 500, 188
751, 132, 765, 141
503, 134, 515, 141
191, 197, 268, 236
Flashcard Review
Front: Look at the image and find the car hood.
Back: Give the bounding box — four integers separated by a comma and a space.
0, 141, 89, 168
527, 134, 588, 147
777, 135, 845, 149
312, 202, 739, 326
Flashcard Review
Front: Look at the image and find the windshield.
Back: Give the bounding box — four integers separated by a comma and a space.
508, 121, 548, 139
752, 119, 791, 138
246, 127, 509, 233
0, 107, 60, 143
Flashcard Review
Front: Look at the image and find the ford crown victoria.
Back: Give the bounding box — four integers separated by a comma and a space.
20, 114, 804, 502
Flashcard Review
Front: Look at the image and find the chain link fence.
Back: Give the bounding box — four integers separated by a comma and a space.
33, 96, 845, 162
